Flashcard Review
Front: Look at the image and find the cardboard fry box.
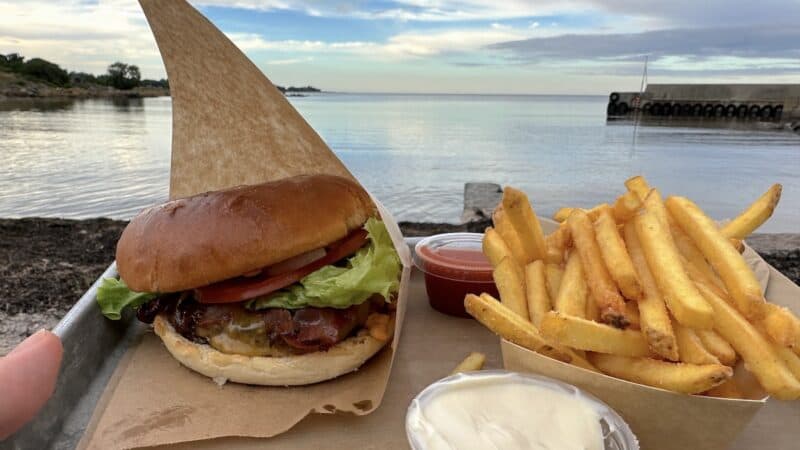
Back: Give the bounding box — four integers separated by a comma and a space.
502, 220, 799, 450
79, 1, 411, 448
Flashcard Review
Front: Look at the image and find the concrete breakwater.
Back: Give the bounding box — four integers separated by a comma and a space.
607, 84, 800, 132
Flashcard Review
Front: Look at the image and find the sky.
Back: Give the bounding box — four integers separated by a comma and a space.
1, 0, 799, 94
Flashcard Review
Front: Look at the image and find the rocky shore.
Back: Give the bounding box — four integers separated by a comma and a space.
0, 217, 797, 354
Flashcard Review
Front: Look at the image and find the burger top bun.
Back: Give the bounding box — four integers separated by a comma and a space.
116, 174, 375, 293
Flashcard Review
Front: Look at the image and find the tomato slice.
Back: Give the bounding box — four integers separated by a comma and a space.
195, 229, 369, 303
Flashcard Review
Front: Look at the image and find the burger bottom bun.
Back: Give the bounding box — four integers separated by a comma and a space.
153, 315, 389, 386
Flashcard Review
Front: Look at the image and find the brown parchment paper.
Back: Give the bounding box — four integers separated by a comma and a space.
140, 0, 354, 200
501, 220, 798, 450
79, 1, 411, 448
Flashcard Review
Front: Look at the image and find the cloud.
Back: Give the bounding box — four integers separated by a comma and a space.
3, 0, 798, 88
267, 56, 314, 65
193, 0, 583, 21
193, 0, 800, 28
491, 25, 800, 64
0, 0, 163, 76
229, 26, 528, 58
595, 0, 800, 28
384, 28, 526, 56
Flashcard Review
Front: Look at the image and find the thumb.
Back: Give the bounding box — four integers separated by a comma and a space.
0, 330, 63, 440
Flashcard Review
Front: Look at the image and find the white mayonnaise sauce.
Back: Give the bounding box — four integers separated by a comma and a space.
407, 373, 604, 450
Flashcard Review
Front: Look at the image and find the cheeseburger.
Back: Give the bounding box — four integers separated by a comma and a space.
97, 174, 401, 386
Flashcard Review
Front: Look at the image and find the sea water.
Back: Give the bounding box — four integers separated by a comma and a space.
0, 94, 797, 232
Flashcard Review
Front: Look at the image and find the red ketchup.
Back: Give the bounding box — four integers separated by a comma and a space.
413, 233, 499, 318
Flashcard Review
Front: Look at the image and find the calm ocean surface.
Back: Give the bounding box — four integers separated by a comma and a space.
0, 94, 798, 232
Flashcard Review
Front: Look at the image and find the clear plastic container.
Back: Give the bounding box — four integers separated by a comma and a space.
406, 370, 639, 450
412, 233, 499, 317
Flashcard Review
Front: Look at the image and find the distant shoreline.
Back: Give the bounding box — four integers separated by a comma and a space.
0, 69, 323, 100
0, 73, 169, 99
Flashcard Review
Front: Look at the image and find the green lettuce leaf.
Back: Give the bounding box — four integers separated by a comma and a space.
247, 218, 401, 310
96, 278, 156, 320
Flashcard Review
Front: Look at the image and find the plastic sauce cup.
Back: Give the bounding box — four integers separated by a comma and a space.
413, 233, 499, 317
406, 370, 639, 450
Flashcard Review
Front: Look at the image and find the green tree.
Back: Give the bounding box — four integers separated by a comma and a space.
140, 78, 169, 89
107, 62, 141, 90
1, 53, 25, 72
20, 58, 69, 86
68, 71, 98, 85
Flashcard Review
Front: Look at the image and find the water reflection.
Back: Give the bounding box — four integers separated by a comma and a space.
0, 97, 76, 112
109, 96, 145, 110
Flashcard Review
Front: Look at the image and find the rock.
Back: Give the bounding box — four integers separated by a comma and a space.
747, 233, 800, 254
462, 182, 502, 223
399, 219, 493, 237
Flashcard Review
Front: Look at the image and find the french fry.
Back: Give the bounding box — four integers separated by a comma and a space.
695, 282, 800, 400
464, 293, 597, 372
772, 342, 800, 382
762, 303, 800, 349
502, 187, 547, 263
666, 196, 766, 320
613, 191, 643, 223
544, 263, 564, 301
625, 175, 652, 201
553, 205, 605, 223
706, 378, 745, 399
634, 207, 714, 330
544, 224, 570, 264
754, 322, 800, 381
554, 252, 588, 318
670, 223, 725, 291
673, 318, 721, 365
540, 311, 650, 357
642, 188, 671, 229
553, 207, 573, 223
588, 353, 732, 395
451, 352, 486, 374
585, 294, 600, 322
682, 254, 729, 300
696, 330, 737, 367
525, 260, 552, 326
492, 207, 528, 266
730, 238, 744, 254
721, 184, 782, 240
567, 210, 628, 327
623, 222, 679, 361
594, 208, 642, 300
493, 257, 529, 320
687, 265, 798, 360
482, 227, 514, 268
625, 301, 640, 329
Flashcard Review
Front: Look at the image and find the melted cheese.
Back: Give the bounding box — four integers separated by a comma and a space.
208, 332, 291, 357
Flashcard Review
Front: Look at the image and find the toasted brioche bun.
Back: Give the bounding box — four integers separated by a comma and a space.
153, 315, 388, 386
117, 174, 375, 293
